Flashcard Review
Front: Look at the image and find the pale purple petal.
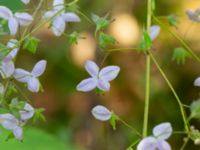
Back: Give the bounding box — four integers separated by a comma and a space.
51, 16, 66, 36
99, 66, 120, 81
153, 122, 172, 140
21, 0, 30, 5
64, 12, 80, 22
150, 25, 160, 41
194, 77, 200, 86
43, 11, 54, 19
19, 103, 34, 120
7, 39, 19, 58
0, 6, 13, 20
31, 60, 47, 77
76, 77, 97, 92
53, 0, 64, 11
157, 140, 171, 150
85, 60, 99, 77
27, 77, 40, 92
97, 79, 110, 91
137, 137, 157, 150
0, 59, 15, 78
8, 17, 18, 35
14, 12, 33, 26
91, 105, 112, 121
0, 114, 19, 130
14, 69, 31, 83
13, 126, 23, 140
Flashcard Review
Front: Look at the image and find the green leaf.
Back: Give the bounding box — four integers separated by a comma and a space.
172, 47, 191, 64
23, 36, 40, 54
33, 108, 46, 122
167, 14, 178, 27
91, 14, 110, 34
68, 31, 80, 45
99, 32, 116, 49
138, 31, 152, 52
190, 99, 200, 119
109, 113, 119, 130
0, 43, 9, 62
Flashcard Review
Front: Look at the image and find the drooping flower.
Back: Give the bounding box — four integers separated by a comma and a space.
43, 0, 80, 36
91, 105, 112, 121
19, 103, 34, 120
21, 0, 31, 5
194, 77, 200, 86
186, 8, 200, 22
0, 113, 23, 140
0, 6, 33, 35
150, 25, 160, 41
13, 60, 47, 93
76, 60, 120, 92
0, 39, 19, 78
137, 122, 172, 150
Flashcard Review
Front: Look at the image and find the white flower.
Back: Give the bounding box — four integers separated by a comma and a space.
0, 6, 33, 35
0, 39, 19, 78
14, 60, 47, 93
0, 113, 23, 140
137, 122, 172, 150
150, 25, 160, 41
43, 0, 80, 36
194, 77, 200, 86
91, 105, 112, 121
186, 8, 200, 22
76, 60, 120, 92
21, 0, 30, 5
19, 103, 34, 120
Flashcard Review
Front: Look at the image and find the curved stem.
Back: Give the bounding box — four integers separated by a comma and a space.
148, 50, 190, 132
142, 0, 152, 137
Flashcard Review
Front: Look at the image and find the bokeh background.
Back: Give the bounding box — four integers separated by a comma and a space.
1, 0, 200, 149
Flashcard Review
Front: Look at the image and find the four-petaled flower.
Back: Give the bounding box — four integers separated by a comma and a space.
0, 39, 19, 78
14, 60, 47, 93
137, 122, 172, 150
76, 60, 120, 92
0, 6, 33, 35
43, 0, 80, 36
186, 8, 200, 23
91, 105, 112, 121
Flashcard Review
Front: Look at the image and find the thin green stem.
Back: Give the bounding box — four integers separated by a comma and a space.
153, 16, 200, 64
142, 0, 152, 137
126, 139, 140, 150
180, 136, 190, 150
148, 50, 190, 132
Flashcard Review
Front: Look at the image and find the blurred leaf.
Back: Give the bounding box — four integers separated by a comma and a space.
190, 99, 200, 120
92, 14, 110, 34
109, 113, 119, 130
167, 14, 178, 27
33, 108, 46, 122
68, 31, 80, 45
23, 36, 40, 54
99, 32, 116, 49
172, 47, 190, 64
0, 43, 9, 61
138, 31, 152, 52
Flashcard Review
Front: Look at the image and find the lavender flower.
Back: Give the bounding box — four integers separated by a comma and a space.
19, 103, 35, 120
76, 60, 120, 92
150, 25, 160, 41
186, 8, 200, 22
0, 6, 33, 35
21, 0, 30, 5
137, 122, 172, 150
43, 0, 80, 36
91, 105, 112, 121
194, 77, 200, 86
14, 60, 47, 93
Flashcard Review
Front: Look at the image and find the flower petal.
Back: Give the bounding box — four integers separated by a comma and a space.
157, 140, 171, 150
85, 60, 99, 77
97, 79, 110, 91
0, 114, 19, 130
14, 12, 33, 26
31, 60, 47, 77
0, 59, 15, 78
91, 105, 112, 121
19, 103, 34, 120
150, 25, 160, 41
51, 16, 65, 36
27, 77, 40, 92
13, 126, 23, 140
0, 6, 12, 20
153, 122, 172, 140
21, 0, 30, 5
43, 11, 54, 19
64, 12, 80, 22
14, 69, 31, 82
53, 0, 64, 11
8, 17, 18, 35
194, 77, 200, 86
7, 39, 19, 58
137, 137, 157, 150
99, 66, 120, 81
76, 77, 97, 92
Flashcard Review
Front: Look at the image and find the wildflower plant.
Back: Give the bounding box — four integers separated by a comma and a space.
0, 0, 200, 149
